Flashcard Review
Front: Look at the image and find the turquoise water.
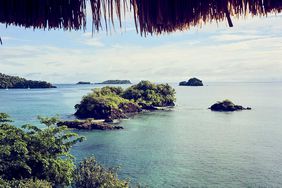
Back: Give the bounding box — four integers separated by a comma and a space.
1, 83, 282, 187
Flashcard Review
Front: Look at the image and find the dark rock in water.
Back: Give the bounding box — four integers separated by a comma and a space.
77, 81, 91, 84
57, 119, 123, 130
179, 78, 203, 86
209, 100, 251, 112
179, 81, 188, 86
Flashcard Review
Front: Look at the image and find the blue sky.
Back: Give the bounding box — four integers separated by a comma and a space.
0, 11, 282, 84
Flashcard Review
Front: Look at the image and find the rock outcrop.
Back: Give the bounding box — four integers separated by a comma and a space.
57, 119, 123, 130
209, 100, 251, 112
179, 78, 203, 86
74, 81, 176, 120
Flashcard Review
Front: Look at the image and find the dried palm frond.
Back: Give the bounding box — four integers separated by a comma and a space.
0, 0, 87, 30
129, 0, 282, 35
0, 0, 281, 35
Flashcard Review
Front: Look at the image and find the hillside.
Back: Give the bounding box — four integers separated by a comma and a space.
0, 73, 56, 89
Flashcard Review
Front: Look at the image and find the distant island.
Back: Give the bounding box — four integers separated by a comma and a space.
64, 81, 176, 130
179, 78, 203, 86
209, 100, 251, 112
77, 81, 91, 85
97, 80, 132, 84
0, 73, 56, 89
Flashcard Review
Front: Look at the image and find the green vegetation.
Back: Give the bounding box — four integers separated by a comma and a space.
75, 86, 140, 119
99, 80, 132, 84
0, 113, 12, 123
0, 115, 83, 186
0, 73, 56, 89
0, 113, 128, 187
75, 81, 176, 119
0, 178, 52, 188
74, 157, 128, 188
122, 81, 176, 108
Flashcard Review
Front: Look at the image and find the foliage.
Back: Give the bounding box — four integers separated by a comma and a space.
73, 157, 129, 188
0, 178, 52, 188
0, 114, 84, 186
0, 73, 56, 89
75, 81, 175, 119
0, 113, 12, 123
122, 81, 176, 107
0, 113, 129, 187
99, 86, 124, 96
75, 87, 138, 119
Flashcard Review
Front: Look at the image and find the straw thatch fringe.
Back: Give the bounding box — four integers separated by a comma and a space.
89, 0, 126, 33
0, 0, 281, 36
130, 0, 282, 35
0, 0, 87, 30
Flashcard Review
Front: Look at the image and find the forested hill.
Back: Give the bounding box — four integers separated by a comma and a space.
98, 80, 132, 84
0, 73, 56, 89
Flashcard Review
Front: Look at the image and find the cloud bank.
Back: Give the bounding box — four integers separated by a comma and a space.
0, 14, 282, 83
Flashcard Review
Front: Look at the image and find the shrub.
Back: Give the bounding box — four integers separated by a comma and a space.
122, 81, 176, 107
0, 114, 84, 186
0, 178, 52, 188
74, 88, 139, 119
73, 157, 129, 188
0, 113, 12, 123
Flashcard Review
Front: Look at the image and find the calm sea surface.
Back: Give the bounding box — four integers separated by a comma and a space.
1, 83, 282, 187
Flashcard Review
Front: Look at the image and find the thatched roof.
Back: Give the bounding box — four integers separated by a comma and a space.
0, 0, 281, 37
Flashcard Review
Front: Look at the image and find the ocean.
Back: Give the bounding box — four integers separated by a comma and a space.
0, 83, 282, 187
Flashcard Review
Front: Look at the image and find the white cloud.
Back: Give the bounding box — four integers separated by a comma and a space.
0, 13, 282, 83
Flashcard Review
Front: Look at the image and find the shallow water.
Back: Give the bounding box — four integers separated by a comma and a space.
1, 83, 282, 187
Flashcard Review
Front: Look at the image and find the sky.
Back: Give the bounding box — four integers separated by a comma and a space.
0, 9, 282, 84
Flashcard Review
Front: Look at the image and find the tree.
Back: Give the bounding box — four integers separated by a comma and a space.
122, 81, 176, 107
73, 157, 129, 188
75, 81, 176, 119
74, 88, 140, 119
0, 113, 129, 187
0, 113, 12, 123
0, 114, 84, 186
0, 178, 52, 188
0, 73, 56, 89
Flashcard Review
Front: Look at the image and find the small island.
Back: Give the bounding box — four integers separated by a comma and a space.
71, 81, 175, 129
0, 73, 56, 89
209, 100, 251, 112
179, 78, 203, 86
77, 81, 91, 85
97, 80, 132, 84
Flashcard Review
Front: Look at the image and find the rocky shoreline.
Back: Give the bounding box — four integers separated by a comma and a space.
59, 105, 174, 130
57, 119, 123, 130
